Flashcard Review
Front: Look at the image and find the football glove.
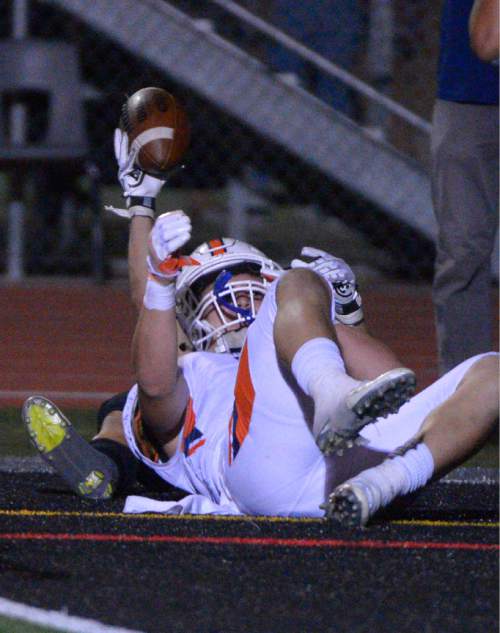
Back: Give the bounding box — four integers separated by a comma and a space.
105, 128, 166, 220
147, 211, 194, 282
291, 246, 364, 326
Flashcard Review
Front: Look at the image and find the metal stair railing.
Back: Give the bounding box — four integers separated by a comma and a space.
45, 0, 437, 240
210, 0, 433, 136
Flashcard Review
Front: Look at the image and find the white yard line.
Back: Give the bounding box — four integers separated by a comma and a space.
0, 596, 145, 633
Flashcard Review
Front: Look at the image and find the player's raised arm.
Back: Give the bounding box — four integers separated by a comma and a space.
106, 88, 191, 313
132, 211, 192, 444
105, 127, 169, 313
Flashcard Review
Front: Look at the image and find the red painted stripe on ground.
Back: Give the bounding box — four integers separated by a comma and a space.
1, 532, 497, 551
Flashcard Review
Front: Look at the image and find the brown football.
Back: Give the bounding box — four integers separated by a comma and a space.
121, 87, 190, 177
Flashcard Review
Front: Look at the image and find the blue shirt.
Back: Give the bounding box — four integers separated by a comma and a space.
438, 0, 499, 104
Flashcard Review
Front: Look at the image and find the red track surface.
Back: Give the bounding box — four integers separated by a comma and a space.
1, 280, 498, 408
1, 532, 498, 550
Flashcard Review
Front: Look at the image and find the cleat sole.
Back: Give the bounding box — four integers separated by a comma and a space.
317, 368, 416, 455
323, 483, 369, 527
22, 396, 118, 501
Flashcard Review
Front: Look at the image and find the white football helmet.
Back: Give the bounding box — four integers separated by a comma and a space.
176, 238, 282, 356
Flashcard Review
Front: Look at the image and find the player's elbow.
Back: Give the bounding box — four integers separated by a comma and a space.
471, 33, 499, 61
137, 378, 164, 400
477, 42, 499, 62
469, 15, 500, 61
136, 371, 174, 400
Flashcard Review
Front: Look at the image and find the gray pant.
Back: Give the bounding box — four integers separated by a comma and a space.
431, 99, 499, 375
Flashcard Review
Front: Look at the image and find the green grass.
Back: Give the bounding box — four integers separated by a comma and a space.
1, 407, 497, 468
0, 615, 64, 633
0, 407, 98, 457
462, 438, 498, 468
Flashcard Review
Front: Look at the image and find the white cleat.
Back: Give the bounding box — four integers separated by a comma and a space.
322, 482, 371, 528
316, 368, 416, 456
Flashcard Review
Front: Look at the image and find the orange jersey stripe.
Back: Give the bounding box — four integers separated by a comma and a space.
187, 438, 206, 457
233, 343, 255, 448
182, 399, 196, 442
133, 409, 160, 463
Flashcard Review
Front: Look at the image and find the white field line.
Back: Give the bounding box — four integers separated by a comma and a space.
0, 390, 115, 402
0, 596, 145, 633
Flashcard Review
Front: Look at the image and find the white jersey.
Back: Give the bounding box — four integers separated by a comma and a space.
123, 351, 240, 512
123, 278, 497, 517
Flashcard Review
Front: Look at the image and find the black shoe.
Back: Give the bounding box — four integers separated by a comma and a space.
22, 396, 118, 500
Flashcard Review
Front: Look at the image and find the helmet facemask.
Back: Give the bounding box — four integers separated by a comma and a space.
176, 238, 282, 357
179, 265, 267, 356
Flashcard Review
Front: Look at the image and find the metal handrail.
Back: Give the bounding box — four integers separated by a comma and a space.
210, 0, 432, 135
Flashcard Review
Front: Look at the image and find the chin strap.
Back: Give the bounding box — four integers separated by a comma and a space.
217, 330, 247, 358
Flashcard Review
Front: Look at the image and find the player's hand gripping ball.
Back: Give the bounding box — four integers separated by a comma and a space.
121, 87, 190, 177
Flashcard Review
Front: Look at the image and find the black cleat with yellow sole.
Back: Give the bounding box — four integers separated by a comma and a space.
22, 395, 118, 500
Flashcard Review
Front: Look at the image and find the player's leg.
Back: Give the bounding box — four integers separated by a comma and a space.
326, 353, 499, 526
274, 268, 416, 453
334, 322, 408, 380
22, 391, 166, 499
23, 395, 121, 499
88, 393, 142, 494
404, 354, 498, 473
225, 269, 413, 516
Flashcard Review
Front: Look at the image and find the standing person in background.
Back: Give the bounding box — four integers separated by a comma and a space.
431, 0, 499, 375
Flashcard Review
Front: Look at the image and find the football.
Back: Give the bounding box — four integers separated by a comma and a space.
121, 87, 190, 177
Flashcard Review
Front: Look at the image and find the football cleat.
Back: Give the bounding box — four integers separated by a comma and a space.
22, 396, 118, 500
322, 481, 375, 527
316, 368, 416, 456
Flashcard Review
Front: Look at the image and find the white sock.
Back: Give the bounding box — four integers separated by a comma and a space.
352, 443, 435, 513
291, 337, 360, 436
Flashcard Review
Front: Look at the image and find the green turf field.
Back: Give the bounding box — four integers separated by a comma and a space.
0, 610, 134, 633
1, 408, 97, 457
1, 406, 497, 467
0, 614, 63, 633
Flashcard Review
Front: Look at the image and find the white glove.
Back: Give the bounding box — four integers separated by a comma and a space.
291, 246, 356, 285
147, 211, 193, 282
291, 246, 364, 325
104, 129, 166, 220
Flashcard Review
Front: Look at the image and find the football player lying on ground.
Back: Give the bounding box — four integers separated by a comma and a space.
23, 133, 499, 527
22, 127, 413, 508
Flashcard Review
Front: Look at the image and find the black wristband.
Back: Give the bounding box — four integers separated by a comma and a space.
127, 196, 156, 211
